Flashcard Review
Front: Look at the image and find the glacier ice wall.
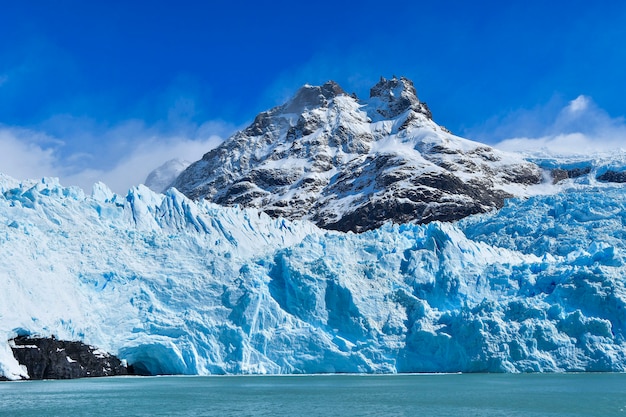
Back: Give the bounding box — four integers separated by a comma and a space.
1, 174, 626, 378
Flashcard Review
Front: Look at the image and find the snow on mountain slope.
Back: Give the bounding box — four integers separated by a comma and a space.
144, 158, 191, 193
172, 77, 542, 232
2, 174, 626, 379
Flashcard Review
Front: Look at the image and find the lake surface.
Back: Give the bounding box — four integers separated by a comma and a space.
1, 373, 625, 416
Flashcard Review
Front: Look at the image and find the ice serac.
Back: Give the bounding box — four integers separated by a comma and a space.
2, 174, 626, 378
171, 76, 542, 233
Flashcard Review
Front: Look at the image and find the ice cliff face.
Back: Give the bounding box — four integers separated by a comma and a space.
2, 173, 626, 379
172, 77, 542, 232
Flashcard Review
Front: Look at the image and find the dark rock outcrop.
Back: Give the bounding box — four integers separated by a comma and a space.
551, 167, 592, 184
283, 81, 346, 114
8, 336, 129, 380
369, 76, 432, 119
597, 170, 626, 183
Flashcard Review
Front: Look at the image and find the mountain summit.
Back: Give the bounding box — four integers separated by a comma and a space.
171, 76, 542, 232
368, 76, 431, 119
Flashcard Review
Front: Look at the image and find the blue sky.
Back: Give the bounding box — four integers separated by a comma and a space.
1, 1, 625, 192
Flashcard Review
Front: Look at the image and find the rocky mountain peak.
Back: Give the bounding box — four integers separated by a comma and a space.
369, 76, 431, 120
171, 76, 542, 232
283, 80, 346, 114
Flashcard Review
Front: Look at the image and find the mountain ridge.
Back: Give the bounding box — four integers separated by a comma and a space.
171, 76, 543, 232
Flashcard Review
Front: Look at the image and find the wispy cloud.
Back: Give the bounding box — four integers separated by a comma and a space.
0, 127, 59, 180
0, 119, 233, 194
491, 95, 626, 155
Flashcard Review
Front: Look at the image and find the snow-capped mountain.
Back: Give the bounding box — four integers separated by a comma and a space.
172, 77, 542, 232
145, 158, 191, 193
2, 172, 626, 379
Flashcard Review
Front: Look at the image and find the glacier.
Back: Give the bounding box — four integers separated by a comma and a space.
1, 173, 626, 379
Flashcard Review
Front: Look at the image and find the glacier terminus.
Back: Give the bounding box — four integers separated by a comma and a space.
2, 175, 626, 379
2, 77, 626, 379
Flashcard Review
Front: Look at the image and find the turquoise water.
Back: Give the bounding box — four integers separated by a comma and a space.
1, 373, 625, 416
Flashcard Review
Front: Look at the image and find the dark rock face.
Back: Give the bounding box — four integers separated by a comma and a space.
316, 171, 513, 233
9, 336, 129, 380
171, 76, 542, 233
551, 167, 592, 184
283, 81, 346, 114
369, 76, 432, 119
597, 170, 626, 183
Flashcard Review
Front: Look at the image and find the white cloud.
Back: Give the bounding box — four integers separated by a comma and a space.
63, 133, 224, 194
0, 120, 231, 194
567, 95, 589, 113
494, 95, 626, 156
0, 127, 59, 180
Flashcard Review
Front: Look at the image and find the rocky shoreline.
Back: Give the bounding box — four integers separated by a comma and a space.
2, 336, 130, 380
